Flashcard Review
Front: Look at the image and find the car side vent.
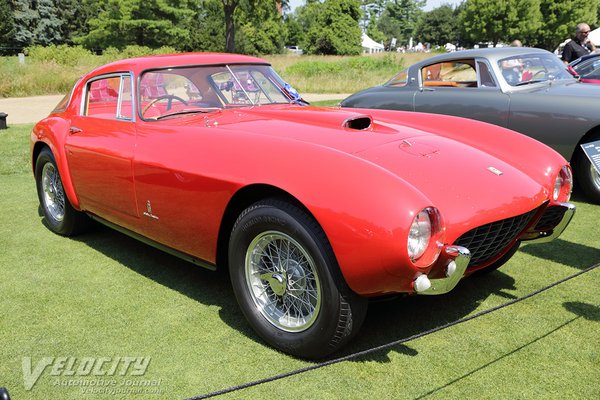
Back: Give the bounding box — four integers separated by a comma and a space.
343, 115, 372, 130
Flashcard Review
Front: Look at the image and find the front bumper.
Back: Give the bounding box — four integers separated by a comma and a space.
521, 202, 576, 243
414, 246, 471, 295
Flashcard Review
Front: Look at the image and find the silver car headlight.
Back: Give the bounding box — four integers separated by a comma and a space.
408, 209, 432, 260
408, 207, 445, 267
553, 165, 573, 201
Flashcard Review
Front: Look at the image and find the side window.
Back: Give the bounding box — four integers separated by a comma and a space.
387, 69, 408, 87
421, 61, 477, 88
85, 75, 133, 120
477, 61, 497, 87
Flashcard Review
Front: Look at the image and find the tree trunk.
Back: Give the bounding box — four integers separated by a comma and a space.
223, 0, 238, 53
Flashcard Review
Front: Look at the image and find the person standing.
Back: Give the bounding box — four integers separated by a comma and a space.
562, 23, 596, 63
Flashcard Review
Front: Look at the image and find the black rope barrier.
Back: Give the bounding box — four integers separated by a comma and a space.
186, 263, 600, 400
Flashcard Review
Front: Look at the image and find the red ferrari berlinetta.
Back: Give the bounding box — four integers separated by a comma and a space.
31, 53, 575, 358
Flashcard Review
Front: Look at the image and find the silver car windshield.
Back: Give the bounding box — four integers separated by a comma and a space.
498, 54, 574, 86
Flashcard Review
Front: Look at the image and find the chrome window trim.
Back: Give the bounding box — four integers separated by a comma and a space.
81, 72, 136, 122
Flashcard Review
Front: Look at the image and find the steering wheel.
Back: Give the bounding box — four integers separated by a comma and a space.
532, 70, 547, 80
143, 95, 188, 115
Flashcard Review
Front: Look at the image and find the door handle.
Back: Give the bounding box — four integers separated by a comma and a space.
69, 126, 82, 134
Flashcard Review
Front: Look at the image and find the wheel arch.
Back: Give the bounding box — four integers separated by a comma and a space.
572, 125, 600, 162
216, 184, 318, 271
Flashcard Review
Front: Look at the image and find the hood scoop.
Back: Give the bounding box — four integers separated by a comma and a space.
343, 115, 372, 130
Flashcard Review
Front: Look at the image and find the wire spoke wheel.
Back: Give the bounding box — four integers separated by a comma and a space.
591, 163, 600, 191
41, 162, 65, 222
245, 231, 321, 332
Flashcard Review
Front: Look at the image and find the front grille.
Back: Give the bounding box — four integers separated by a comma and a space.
534, 205, 566, 231
454, 208, 538, 267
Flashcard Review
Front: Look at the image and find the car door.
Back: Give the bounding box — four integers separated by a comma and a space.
414, 59, 510, 127
65, 73, 139, 223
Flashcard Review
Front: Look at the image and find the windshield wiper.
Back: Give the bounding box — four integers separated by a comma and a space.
515, 79, 549, 86
152, 108, 219, 120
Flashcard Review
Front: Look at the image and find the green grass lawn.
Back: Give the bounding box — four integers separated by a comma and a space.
1, 124, 598, 399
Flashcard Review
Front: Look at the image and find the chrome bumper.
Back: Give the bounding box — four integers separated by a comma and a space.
415, 246, 471, 296
524, 202, 576, 244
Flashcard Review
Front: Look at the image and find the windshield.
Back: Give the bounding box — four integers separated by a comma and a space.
139, 64, 297, 120
573, 55, 600, 79
497, 53, 574, 86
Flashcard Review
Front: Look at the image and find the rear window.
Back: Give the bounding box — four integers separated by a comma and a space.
52, 78, 81, 112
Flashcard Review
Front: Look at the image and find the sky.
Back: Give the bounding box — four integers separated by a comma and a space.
287, 0, 463, 13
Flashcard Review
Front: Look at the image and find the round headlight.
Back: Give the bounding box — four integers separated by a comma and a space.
408, 209, 432, 260
554, 165, 573, 201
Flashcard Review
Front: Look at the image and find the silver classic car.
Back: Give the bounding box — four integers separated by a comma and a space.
341, 47, 600, 204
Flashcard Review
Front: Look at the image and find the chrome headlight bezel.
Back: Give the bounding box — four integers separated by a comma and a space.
554, 165, 573, 202
408, 207, 445, 268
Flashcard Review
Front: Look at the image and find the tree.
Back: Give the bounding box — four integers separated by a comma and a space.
300, 0, 362, 55
534, 0, 600, 50
56, 0, 99, 45
11, 0, 39, 49
79, 0, 196, 50
377, 0, 425, 48
190, 0, 226, 52
236, 0, 285, 54
0, 0, 15, 53
460, 0, 542, 47
414, 4, 460, 46
34, 0, 62, 45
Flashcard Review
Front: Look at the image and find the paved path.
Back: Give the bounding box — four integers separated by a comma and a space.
0, 93, 351, 125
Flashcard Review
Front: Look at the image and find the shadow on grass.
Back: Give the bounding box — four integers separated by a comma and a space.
44, 208, 597, 364
520, 238, 600, 270
65, 221, 256, 339
61, 215, 522, 363
342, 271, 518, 362
564, 301, 600, 322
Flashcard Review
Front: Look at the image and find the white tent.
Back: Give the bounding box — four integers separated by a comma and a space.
362, 33, 384, 54
589, 27, 600, 46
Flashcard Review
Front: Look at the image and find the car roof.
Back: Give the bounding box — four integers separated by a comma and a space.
412, 47, 552, 67
87, 52, 270, 77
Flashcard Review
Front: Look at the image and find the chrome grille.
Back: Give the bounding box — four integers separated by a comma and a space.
454, 208, 538, 267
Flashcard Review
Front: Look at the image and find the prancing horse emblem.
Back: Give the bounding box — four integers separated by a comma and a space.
487, 167, 503, 176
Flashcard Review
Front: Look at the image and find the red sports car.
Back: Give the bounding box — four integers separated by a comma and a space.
32, 53, 575, 358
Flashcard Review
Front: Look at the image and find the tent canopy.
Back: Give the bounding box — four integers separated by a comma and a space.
362, 33, 384, 53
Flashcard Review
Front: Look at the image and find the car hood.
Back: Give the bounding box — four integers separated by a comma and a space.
190, 105, 422, 154
355, 134, 549, 237
200, 106, 550, 228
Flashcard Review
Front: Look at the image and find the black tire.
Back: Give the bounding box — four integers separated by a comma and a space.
35, 147, 89, 236
228, 199, 367, 359
574, 134, 600, 204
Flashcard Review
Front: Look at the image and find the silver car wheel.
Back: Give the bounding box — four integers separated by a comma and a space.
591, 164, 600, 191
245, 231, 321, 332
41, 163, 65, 222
